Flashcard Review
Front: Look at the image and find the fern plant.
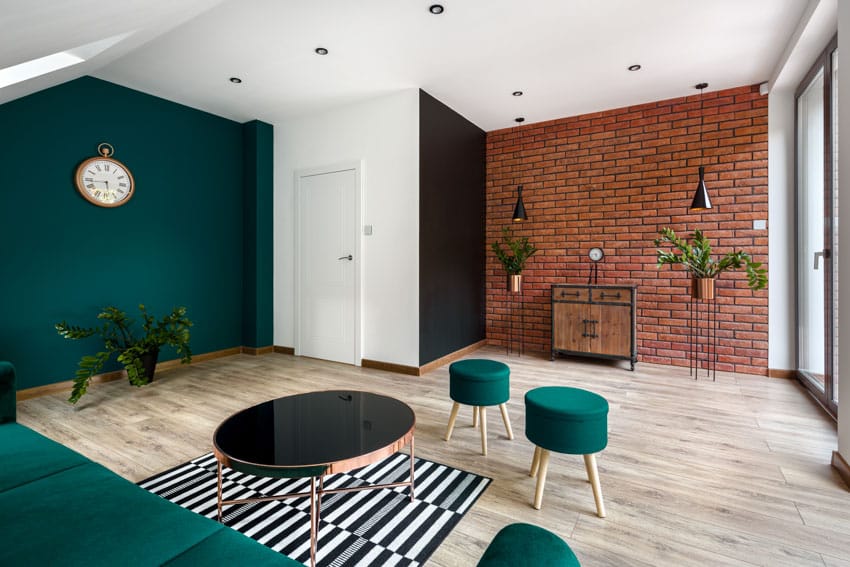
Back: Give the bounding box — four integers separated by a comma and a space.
55, 305, 192, 404
654, 227, 767, 290
492, 227, 538, 275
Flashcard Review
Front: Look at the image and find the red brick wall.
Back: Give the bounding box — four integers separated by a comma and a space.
485, 84, 769, 375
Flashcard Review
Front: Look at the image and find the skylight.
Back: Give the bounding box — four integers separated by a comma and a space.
0, 52, 85, 89
0, 33, 132, 90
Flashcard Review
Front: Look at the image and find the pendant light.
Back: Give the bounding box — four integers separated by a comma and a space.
512, 185, 527, 222
690, 82, 712, 211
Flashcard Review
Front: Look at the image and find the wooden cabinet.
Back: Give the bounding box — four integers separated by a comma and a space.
551, 284, 637, 370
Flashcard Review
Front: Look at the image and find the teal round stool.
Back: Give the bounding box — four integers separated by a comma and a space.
477, 523, 580, 566
525, 386, 608, 517
445, 359, 514, 455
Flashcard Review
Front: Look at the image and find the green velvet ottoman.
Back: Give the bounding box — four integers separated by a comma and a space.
477, 523, 580, 566
444, 359, 514, 455
525, 386, 608, 517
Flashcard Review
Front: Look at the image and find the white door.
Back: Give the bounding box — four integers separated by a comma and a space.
297, 168, 357, 364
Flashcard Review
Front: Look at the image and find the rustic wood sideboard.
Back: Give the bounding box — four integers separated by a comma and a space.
551, 284, 637, 370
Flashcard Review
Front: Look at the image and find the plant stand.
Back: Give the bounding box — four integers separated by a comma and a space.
508, 286, 524, 357
688, 287, 718, 381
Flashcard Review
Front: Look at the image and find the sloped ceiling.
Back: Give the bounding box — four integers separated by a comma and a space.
1, 0, 814, 130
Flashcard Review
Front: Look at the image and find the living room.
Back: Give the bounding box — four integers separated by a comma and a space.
2, 1, 849, 565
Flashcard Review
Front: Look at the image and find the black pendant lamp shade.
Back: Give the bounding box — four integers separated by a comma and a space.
512, 185, 527, 222
690, 82, 712, 211
690, 166, 712, 210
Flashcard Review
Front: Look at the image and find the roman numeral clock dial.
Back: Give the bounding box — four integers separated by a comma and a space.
74, 143, 135, 207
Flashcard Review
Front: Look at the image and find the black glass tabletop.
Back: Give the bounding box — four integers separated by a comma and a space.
213, 390, 415, 472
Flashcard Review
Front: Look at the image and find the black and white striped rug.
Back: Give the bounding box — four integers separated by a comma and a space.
139, 452, 490, 566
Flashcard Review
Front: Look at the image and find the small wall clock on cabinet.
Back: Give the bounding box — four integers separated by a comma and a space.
75, 143, 135, 207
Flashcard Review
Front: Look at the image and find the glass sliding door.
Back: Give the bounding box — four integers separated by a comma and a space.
795, 36, 838, 416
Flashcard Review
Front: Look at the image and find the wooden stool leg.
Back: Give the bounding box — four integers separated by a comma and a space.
445, 402, 460, 441
584, 453, 606, 518
480, 406, 488, 455
533, 449, 550, 510
529, 446, 541, 477
472, 406, 479, 428
498, 403, 514, 440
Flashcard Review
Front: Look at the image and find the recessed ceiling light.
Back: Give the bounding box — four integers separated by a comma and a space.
515, 117, 525, 123
429, 4, 444, 14
229, 77, 242, 84
512, 91, 523, 97
628, 64, 641, 71
315, 47, 329, 55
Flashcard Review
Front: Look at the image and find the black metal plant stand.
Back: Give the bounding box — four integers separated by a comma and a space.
688, 292, 718, 381
508, 286, 524, 356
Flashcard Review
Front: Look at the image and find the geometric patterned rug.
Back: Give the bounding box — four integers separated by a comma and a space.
138, 452, 491, 566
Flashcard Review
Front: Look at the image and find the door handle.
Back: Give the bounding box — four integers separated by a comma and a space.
338, 254, 353, 261
813, 250, 830, 269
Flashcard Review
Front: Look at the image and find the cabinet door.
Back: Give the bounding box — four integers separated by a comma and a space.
587, 304, 631, 357
553, 302, 588, 352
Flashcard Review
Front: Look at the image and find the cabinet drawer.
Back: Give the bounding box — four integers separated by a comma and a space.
553, 287, 589, 302
591, 287, 631, 303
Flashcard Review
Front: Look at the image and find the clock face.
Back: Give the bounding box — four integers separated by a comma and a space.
75, 157, 134, 207
589, 247, 604, 262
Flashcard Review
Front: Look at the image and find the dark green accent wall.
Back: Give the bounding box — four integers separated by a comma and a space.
0, 76, 271, 390
419, 90, 486, 365
241, 120, 274, 348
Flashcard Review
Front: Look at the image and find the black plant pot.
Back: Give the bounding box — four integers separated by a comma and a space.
139, 348, 160, 383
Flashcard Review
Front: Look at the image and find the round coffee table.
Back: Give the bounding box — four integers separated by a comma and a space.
213, 390, 416, 566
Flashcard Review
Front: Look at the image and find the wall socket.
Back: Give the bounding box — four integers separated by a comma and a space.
753, 219, 767, 230
363, 225, 373, 235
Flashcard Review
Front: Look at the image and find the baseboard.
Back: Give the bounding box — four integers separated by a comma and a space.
17, 346, 242, 402
832, 451, 850, 490
242, 346, 274, 356
362, 339, 488, 377
419, 339, 488, 375
361, 359, 420, 376
768, 368, 796, 379
273, 346, 295, 355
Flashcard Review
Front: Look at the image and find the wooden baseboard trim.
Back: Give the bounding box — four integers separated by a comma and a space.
832, 451, 850, 490
361, 359, 420, 376
768, 368, 796, 379
273, 346, 295, 355
361, 340, 488, 377
241, 346, 274, 356
419, 339, 488, 375
16, 346, 243, 402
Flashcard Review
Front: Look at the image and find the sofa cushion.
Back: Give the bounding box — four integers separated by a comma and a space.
0, 423, 90, 492
0, 462, 224, 565
163, 526, 301, 566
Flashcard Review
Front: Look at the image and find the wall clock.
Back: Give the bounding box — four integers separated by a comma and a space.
75, 143, 135, 207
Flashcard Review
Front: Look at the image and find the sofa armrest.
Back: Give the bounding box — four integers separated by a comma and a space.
0, 362, 16, 423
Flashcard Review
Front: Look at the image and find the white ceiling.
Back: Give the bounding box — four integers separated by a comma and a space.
1, 0, 812, 131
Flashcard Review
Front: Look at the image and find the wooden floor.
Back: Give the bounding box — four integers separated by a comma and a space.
17, 347, 850, 566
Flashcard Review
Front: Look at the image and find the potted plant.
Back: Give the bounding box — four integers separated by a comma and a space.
654, 227, 767, 299
55, 304, 192, 404
492, 226, 538, 292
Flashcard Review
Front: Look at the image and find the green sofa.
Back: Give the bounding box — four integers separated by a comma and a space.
0, 362, 299, 566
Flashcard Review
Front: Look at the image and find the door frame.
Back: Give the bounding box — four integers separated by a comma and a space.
794, 35, 837, 417
293, 161, 364, 365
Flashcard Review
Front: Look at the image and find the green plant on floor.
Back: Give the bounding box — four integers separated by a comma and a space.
653, 227, 767, 290
55, 305, 193, 404
492, 227, 538, 275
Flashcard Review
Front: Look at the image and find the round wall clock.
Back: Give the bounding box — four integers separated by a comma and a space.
589, 247, 604, 262
75, 143, 135, 207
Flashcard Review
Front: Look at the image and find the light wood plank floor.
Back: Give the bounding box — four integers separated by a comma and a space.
17, 347, 849, 566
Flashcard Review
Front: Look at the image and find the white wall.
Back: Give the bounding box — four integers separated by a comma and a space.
837, 0, 850, 462
272, 89, 420, 367
767, 88, 796, 371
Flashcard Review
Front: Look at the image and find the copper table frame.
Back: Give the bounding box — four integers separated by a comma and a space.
212, 400, 415, 567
